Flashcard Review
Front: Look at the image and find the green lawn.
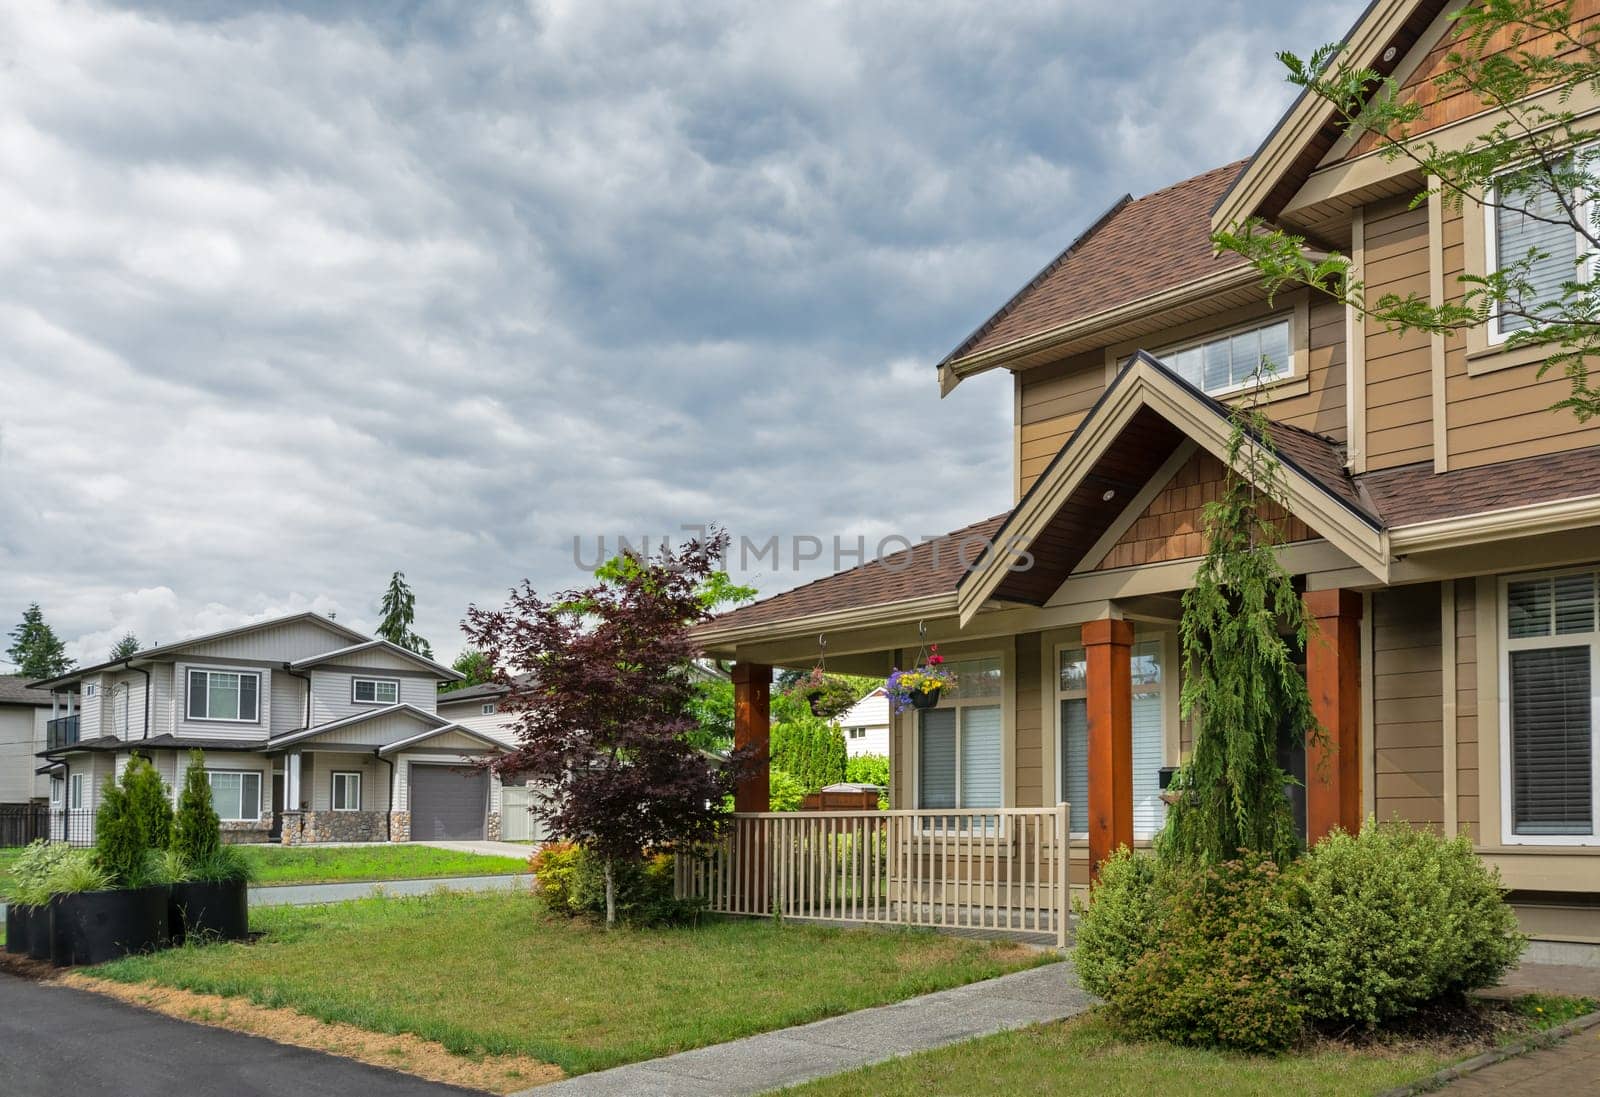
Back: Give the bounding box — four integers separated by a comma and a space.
238, 844, 528, 885
775, 1011, 1482, 1097
92, 891, 1051, 1075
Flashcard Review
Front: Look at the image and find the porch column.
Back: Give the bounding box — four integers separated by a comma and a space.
1083, 618, 1134, 878
1305, 589, 1363, 842
732, 663, 771, 813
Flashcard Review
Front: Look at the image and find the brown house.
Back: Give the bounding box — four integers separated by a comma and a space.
688, 0, 1600, 951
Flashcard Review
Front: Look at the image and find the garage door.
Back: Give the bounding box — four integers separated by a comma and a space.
409, 764, 488, 840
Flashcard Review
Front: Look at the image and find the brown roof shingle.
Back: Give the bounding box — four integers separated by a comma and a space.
0, 675, 50, 706
1357, 447, 1600, 527
946, 161, 1250, 364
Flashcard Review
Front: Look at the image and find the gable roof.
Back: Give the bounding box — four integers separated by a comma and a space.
956, 352, 1388, 624
1211, 0, 1446, 232
0, 675, 51, 706
436, 680, 510, 705
28, 611, 371, 690
266, 702, 451, 750
287, 639, 462, 680
941, 162, 1251, 373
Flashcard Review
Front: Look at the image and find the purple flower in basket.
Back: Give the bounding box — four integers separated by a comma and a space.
885, 645, 957, 713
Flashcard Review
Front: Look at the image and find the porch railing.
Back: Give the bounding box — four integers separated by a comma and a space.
46, 715, 80, 751
676, 803, 1072, 947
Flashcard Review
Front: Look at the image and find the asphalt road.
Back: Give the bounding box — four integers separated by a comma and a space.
0, 974, 475, 1097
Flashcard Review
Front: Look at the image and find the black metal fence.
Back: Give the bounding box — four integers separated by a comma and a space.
0, 806, 96, 847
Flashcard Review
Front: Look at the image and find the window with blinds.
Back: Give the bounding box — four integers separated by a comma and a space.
916, 656, 1004, 810
1491, 172, 1588, 338
1058, 639, 1167, 838
1156, 317, 1292, 396
1503, 570, 1599, 843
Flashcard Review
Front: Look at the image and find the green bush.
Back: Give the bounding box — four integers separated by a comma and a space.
1072, 847, 1165, 999
769, 768, 806, 812
44, 848, 115, 896
530, 841, 583, 914
1108, 854, 1305, 1052
769, 702, 846, 792
125, 755, 174, 850
95, 770, 144, 886
844, 753, 889, 789
6, 840, 76, 906
532, 842, 700, 926
172, 749, 222, 865
1290, 821, 1525, 1027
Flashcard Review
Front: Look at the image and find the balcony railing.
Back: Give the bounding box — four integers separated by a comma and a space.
675, 803, 1072, 946
46, 715, 80, 751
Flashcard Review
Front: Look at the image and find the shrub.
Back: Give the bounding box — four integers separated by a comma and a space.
1072, 848, 1165, 999
43, 847, 114, 896
844, 753, 889, 789
769, 704, 846, 792
1102, 854, 1305, 1053
189, 843, 254, 884
125, 756, 174, 851
95, 771, 144, 886
768, 768, 806, 812
530, 842, 583, 914
6, 840, 75, 907
172, 749, 222, 865
1290, 821, 1526, 1027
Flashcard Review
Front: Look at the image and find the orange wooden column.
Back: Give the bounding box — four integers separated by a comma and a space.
1304, 589, 1363, 843
1083, 618, 1135, 877
732, 662, 772, 813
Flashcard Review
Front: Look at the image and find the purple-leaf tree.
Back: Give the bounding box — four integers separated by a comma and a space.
464, 529, 745, 926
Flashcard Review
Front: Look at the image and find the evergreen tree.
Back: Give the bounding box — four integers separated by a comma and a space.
6, 603, 74, 679
110, 632, 142, 660
376, 571, 433, 658
172, 749, 222, 865
124, 755, 173, 850
1159, 392, 1316, 869
440, 649, 492, 692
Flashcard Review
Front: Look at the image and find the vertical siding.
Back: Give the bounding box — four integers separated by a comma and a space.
1371, 584, 1445, 825
1014, 632, 1042, 807
1264, 298, 1349, 441
1362, 197, 1435, 469
1440, 202, 1600, 467
1454, 579, 1479, 834
1017, 350, 1105, 494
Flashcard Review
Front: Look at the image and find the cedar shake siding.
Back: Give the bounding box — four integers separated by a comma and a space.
1362, 196, 1435, 470
1372, 583, 1445, 827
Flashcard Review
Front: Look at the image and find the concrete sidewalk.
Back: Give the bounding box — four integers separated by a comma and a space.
516, 962, 1091, 1097
251, 873, 532, 907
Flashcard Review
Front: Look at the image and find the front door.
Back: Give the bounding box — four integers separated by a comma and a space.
270, 773, 285, 839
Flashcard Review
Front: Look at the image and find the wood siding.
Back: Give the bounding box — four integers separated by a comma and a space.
1262, 298, 1349, 441
1454, 578, 1479, 835
1363, 197, 1435, 469
1093, 450, 1313, 571
1440, 202, 1600, 467
1015, 632, 1043, 807
1018, 350, 1104, 494
1372, 583, 1445, 825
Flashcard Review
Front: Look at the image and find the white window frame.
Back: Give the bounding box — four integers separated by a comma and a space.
68, 773, 84, 811
1484, 165, 1597, 346
351, 677, 401, 705
1153, 312, 1296, 398
206, 770, 263, 822
187, 668, 261, 723
49, 776, 63, 806
82, 683, 97, 699
1498, 566, 1600, 846
331, 771, 362, 812
912, 651, 1008, 812
481, 702, 497, 715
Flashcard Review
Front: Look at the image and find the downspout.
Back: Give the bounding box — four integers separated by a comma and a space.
378, 750, 395, 842
282, 662, 313, 727
124, 660, 152, 741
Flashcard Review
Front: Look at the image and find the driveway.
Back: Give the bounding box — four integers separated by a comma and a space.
0, 974, 474, 1097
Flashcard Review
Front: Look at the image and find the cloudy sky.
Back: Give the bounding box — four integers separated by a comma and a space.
0, 0, 1363, 668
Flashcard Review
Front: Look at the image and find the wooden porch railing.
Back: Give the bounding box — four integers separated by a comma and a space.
675, 804, 1072, 947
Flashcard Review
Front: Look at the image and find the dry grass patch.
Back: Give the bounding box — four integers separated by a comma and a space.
63, 973, 563, 1094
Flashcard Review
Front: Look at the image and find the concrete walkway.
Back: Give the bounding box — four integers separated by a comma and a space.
251, 873, 532, 907
516, 962, 1092, 1097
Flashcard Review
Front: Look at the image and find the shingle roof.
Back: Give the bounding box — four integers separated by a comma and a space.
1357, 447, 1600, 527
0, 675, 51, 706
945, 162, 1250, 365
436, 681, 510, 705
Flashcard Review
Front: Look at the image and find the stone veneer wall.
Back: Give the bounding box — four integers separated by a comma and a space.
389, 811, 411, 841
221, 818, 273, 845
279, 810, 390, 845
486, 812, 501, 841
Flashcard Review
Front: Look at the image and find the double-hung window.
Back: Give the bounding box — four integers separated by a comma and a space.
1502, 569, 1600, 843
917, 657, 1003, 809
1487, 165, 1594, 342
49, 777, 63, 806
68, 773, 84, 811
481, 702, 497, 715
1057, 638, 1167, 837
187, 669, 260, 722
352, 677, 400, 704
1157, 316, 1292, 397
207, 771, 263, 822
332, 771, 362, 812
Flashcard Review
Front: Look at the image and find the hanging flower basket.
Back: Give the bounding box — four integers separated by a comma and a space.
886, 645, 957, 713
789, 667, 831, 716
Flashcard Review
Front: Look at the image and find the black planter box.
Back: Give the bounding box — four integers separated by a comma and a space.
169, 880, 249, 945
50, 885, 170, 967
27, 901, 55, 962
5, 903, 43, 957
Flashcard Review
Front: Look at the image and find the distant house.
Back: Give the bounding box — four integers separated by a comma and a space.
30, 612, 512, 844
0, 675, 53, 806
838, 688, 889, 758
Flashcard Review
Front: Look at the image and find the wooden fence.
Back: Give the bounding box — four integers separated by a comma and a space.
675, 804, 1071, 946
